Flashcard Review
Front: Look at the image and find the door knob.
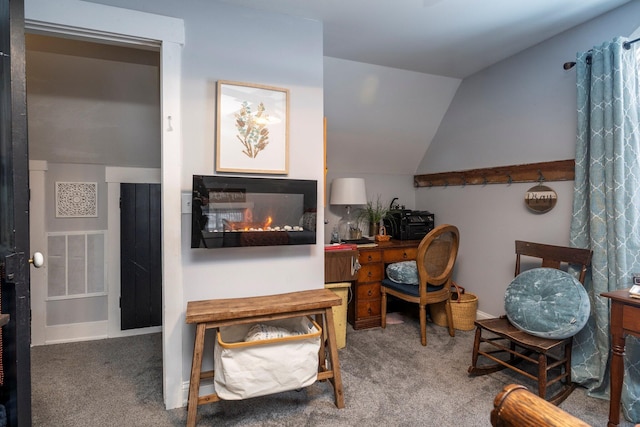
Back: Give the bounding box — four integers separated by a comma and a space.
29, 252, 44, 268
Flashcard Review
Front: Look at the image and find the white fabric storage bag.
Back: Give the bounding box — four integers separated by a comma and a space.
214, 316, 321, 400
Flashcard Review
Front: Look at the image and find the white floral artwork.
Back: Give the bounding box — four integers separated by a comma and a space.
216, 80, 289, 174
55, 182, 98, 218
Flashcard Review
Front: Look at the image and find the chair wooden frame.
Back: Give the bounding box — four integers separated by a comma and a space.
468, 241, 592, 405
381, 224, 460, 346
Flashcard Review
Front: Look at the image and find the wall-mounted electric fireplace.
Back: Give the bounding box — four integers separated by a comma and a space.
191, 175, 317, 248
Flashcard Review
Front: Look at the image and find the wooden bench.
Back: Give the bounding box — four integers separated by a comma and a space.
185, 288, 345, 426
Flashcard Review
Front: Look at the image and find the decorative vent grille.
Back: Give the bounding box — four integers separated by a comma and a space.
55, 182, 98, 218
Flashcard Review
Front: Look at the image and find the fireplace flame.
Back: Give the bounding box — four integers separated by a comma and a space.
224, 215, 275, 231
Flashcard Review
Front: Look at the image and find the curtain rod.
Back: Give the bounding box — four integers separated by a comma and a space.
563, 37, 640, 70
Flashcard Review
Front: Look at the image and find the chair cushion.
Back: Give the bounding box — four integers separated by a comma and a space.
381, 278, 444, 297
386, 261, 419, 285
504, 267, 590, 340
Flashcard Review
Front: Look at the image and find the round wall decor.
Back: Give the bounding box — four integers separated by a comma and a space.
525, 184, 557, 213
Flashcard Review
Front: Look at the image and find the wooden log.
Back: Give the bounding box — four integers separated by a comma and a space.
491, 384, 590, 427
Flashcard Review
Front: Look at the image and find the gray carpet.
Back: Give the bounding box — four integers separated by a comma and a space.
32, 314, 634, 426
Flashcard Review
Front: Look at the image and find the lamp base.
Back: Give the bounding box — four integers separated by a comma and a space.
337, 219, 362, 241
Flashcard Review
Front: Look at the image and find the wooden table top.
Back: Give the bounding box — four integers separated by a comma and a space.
601, 288, 640, 306
186, 288, 342, 324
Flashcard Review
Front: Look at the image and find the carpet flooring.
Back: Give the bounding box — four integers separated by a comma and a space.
32, 313, 634, 426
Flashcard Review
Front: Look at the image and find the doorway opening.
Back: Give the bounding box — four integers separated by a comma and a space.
26, 33, 162, 345
24, 0, 185, 409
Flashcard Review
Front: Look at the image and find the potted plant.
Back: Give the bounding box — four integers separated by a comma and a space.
357, 195, 389, 236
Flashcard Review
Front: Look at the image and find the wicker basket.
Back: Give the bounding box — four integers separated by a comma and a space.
431, 283, 478, 331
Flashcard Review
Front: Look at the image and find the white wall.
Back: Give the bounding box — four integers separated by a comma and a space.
324, 58, 460, 241
26, 35, 161, 168
170, 2, 325, 390
416, 1, 640, 317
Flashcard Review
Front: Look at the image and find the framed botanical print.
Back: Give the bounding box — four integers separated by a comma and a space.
216, 80, 289, 174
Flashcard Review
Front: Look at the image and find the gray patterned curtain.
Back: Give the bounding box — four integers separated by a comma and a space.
570, 37, 640, 422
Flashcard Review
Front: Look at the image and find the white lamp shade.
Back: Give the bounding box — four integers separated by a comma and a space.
330, 178, 367, 206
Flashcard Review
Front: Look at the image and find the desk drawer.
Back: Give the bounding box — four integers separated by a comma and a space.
357, 282, 381, 300
358, 264, 384, 282
383, 247, 417, 263
325, 250, 358, 282
359, 250, 382, 264
356, 299, 381, 318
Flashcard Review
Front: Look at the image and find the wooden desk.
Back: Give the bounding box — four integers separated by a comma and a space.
185, 289, 344, 427
349, 239, 421, 329
601, 289, 640, 427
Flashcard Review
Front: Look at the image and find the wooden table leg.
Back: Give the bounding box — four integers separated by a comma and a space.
323, 307, 345, 408
187, 323, 207, 427
316, 313, 327, 373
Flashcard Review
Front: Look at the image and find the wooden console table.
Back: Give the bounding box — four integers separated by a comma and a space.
185, 289, 344, 427
601, 289, 640, 427
349, 239, 421, 329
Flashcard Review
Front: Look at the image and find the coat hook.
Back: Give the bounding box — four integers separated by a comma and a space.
428, 181, 433, 188
537, 170, 545, 184
444, 180, 449, 188
461, 177, 466, 187
482, 176, 488, 186
507, 174, 512, 185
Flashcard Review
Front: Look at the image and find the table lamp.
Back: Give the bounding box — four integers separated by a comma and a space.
330, 178, 367, 241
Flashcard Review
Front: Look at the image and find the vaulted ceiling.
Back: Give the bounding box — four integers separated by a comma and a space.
219, 0, 633, 78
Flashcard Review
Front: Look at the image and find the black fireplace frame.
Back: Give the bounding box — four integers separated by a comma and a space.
191, 175, 317, 249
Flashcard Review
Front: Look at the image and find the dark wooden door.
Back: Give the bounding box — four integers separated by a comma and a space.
120, 183, 162, 330
0, 0, 32, 425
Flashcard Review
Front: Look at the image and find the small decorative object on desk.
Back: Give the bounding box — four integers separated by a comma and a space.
631, 274, 640, 299
357, 195, 390, 237
375, 225, 391, 242
349, 226, 362, 240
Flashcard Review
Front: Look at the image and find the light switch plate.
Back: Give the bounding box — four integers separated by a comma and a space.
181, 192, 192, 214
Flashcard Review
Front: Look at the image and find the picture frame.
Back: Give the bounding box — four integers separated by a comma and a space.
216, 80, 289, 174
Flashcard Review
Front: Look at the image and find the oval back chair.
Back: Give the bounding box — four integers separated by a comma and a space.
381, 224, 460, 346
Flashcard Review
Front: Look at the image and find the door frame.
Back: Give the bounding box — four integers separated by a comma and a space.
2, 0, 31, 424
24, 0, 185, 409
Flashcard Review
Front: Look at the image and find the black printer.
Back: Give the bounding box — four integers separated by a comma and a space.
383, 209, 434, 241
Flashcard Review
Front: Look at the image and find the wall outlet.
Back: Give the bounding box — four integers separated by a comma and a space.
181, 193, 192, 214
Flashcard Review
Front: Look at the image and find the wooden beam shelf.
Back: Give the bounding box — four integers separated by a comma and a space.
414, 159, 575, 187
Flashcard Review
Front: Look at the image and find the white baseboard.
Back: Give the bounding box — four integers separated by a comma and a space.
36, 322, 162, 346
181, 378, 214, 407
42, 321, 109, 345
110, 325, 162, 338
476, 310, 495, 320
